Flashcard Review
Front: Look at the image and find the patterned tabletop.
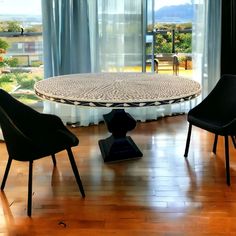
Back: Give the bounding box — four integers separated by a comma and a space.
34, 73, 201, 108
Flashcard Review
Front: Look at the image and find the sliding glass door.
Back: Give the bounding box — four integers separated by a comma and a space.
144, 0, 193, 75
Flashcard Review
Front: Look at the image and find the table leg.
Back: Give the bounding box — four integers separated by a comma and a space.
98, 109, 143, 162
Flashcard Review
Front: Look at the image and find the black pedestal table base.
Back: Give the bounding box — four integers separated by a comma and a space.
98, 109, 143, 162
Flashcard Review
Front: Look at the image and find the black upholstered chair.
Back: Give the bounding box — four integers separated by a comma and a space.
184, 74, 236, 186
0, 89, 85, 216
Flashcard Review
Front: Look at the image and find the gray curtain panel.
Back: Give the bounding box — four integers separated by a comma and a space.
192, 0, 221, 98
41, 0, 91, 78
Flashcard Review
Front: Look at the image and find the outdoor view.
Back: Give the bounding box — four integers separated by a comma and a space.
146, 0, 193, 74
0, 0, 42, 104
0, 0, 193, 104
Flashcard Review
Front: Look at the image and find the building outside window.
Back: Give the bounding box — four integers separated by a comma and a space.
0, 0, 43, 105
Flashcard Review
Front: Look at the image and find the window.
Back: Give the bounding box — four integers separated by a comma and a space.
0, 0, 43, 105
145, 0, 193, 75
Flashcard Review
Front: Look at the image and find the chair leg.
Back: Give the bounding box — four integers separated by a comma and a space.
51, 154, 57, 166
184, 124, 192, 158
27, 160, 33, 217
212, 134, 218, 154
67, 148, 85, 198
1, 158, 12, 190
224, 136, 230, 186
231, 136, 236, 149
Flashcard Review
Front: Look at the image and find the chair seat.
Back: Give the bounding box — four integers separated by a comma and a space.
188, 114, 233, 135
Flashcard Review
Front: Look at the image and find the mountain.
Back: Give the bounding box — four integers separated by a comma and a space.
155, 4, 193, 23
0, 14, 42, 25
0, 5, 193, 25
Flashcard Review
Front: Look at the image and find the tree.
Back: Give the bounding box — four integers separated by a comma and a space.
154, 33, 172, 53
0, 38, 9, 51
6, 21, 21, 32
0, 38, 9, 68
151, 23, 192, 54
175, 32, 192, 53
0, 38, 19, 68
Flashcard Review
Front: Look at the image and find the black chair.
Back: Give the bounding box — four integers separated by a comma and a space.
0, 89, 85, 216
184, 74, 236, 186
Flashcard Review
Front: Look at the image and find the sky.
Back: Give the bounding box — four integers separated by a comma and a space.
0, 0, 41, 15
155, 0, 192, 10
0, 0, 192, 15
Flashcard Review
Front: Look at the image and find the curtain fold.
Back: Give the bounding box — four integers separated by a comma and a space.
98, 0, 143, 72
192, 0, 221, 99
87, 0, 99, 72
41, 0, 91, 78
206, 0, 222, 93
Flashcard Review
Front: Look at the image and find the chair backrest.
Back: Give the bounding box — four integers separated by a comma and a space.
0, 89, 35, 159
190, 74, 236, 122
0, 89, 37, 121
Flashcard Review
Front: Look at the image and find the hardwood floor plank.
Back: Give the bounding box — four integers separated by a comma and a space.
0, 115, 236, 235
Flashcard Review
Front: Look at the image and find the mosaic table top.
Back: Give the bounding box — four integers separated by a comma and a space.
34, 73, 201, 108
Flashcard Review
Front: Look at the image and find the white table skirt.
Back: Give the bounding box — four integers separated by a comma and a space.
0, 99, 195, 141
43, 100, 193, 126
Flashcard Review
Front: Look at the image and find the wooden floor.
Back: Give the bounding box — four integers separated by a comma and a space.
0, 115, 236, 235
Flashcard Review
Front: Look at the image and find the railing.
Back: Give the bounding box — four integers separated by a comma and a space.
0, 32, 42, 37
145, 28, 192, 72
0, 32, 43, 67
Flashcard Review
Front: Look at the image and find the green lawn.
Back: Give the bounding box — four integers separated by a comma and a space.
0, 69, 43, 104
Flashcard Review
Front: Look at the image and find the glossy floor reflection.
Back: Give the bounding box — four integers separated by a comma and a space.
0, 115, 236, 235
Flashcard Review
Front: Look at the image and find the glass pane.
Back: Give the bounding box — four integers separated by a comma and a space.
147, 0, 154, 32
144, 0, 193, 75
0, 0, 43, 105
154, 0, 193, 76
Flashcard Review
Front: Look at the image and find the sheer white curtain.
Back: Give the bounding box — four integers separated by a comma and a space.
192, 0, 222, 99
98, 0, 143, 72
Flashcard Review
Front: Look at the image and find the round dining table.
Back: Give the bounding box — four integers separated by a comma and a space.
35, 72, 201, 162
